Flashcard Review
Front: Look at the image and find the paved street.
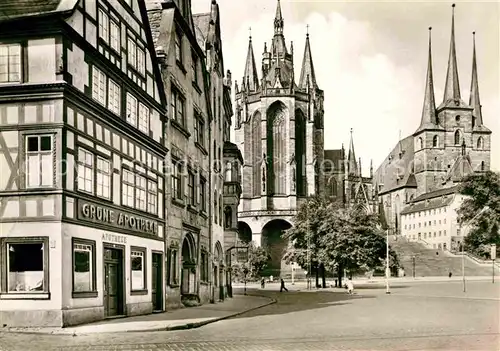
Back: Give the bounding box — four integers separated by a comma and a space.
1, 281, 498, 350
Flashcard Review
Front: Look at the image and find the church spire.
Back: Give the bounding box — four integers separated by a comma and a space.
442, 4, 461, 105
348, 128, 358, 176
419, 27, 437, 128
299, 28, 318, 89
274, 0, 284, 35
243, 33, 259, 92
469, 31, 483, 125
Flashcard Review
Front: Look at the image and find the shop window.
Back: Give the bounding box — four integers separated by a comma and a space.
26, 134, 54, 188
72, 238, 96, 297
131, 249, 146, 293
1, 237, 49, 295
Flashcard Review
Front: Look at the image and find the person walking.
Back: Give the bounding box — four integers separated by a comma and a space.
261, 277, 266, 289
280, 278, 288, 292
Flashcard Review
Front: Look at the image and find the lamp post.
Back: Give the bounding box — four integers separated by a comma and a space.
491, 244, 496, 284
386, 227, 391, 294
243, 267, 248, 296
412, 255, 416, 278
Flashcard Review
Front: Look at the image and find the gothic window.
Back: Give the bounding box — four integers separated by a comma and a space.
252, 112, 262, 196
433, 135, 438, 147
472, 117, 476, 129
214, 190, 218, 223
295, 110, 306, 196
418, 137, 423, 150
219, 194, 223, 226
477, 137, 484, 150
224, 162, 232, 182
481, 161, 485, 171
454, 130, 460, 145
273, 111, 286, 194
329, 179, 337, 197
351, 184, 356, 199
261, 165, 266, 193
224, 206, 232, 229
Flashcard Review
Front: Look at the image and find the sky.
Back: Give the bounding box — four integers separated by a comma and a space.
191, 0, 500, 175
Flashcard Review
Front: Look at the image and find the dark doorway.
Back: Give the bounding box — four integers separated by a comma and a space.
103, 247, 124, 317
261, 219, 292, 278
151, 252, 163, 312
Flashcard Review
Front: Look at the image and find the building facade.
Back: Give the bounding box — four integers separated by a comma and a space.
374, 5, 492, 248
234, 0, 324, 277
324, 130, 375, 213
0, 0, 168, 327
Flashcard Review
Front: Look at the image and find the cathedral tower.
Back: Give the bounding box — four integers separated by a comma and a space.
234, 0, 324, 277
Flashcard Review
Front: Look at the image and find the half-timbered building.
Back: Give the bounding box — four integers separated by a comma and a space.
0, 0, 168, 327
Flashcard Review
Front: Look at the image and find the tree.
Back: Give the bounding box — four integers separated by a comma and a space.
458, 171, 500, 258
284, 197, 399, 287
231, 242, 270, 282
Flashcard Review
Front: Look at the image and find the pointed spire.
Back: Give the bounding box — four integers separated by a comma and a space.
243, 33, 259, 92
443, 4, 461, 105
469, 31, 483, 125
348, 128, 358, 176
299, 27, 318, 89
419, 27, 437, 129
358, 158, 362, 177
274, 0, 284, 35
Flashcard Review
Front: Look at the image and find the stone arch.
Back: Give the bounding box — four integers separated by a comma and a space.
261, 218, 293, 277
251, 111, 262, 196
266, 101, 288, 195
181, 232, 197, 295
237, 221, 252, 243
295, 108, 306, 196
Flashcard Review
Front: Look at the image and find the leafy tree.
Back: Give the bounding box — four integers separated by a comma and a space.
284, 197, 399, 287
231, 242, 270, 281
458, 171, 500, 258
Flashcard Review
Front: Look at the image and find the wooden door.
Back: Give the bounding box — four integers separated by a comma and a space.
104, 248, 123, 317
151, 253, 162, 311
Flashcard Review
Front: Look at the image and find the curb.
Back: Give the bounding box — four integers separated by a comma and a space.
2, 295, 277, 336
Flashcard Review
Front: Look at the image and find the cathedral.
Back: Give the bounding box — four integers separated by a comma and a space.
234, 0, 324, 276
374, 5, 492, 249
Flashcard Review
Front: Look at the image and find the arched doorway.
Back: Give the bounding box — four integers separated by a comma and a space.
181, 233, 196, 295
237, 221, 252, 243
214, 241, 224, 301
261, 219, 292, 278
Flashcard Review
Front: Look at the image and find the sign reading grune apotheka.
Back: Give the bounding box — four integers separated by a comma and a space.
78, 200, 158, 235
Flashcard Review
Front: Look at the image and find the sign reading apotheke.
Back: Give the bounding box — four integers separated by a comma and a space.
78, 200, 158, 235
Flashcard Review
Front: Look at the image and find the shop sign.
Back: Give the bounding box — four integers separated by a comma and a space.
78, 200, 158, 235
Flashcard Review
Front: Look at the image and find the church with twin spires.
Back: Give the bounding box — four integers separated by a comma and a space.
374, 4, 492, 247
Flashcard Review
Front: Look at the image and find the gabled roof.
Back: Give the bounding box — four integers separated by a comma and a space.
192, 13, 210, 51
412, 185, 458, 203
400, 194, 454, 215
445, 154, 474, 183
0, 0, 78, 22
374, 135, 416, 194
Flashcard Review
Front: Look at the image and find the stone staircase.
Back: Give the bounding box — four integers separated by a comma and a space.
390, 237, 493, 277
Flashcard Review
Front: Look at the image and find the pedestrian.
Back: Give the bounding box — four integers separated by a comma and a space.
280, 278, 288, 292
346, 278, 354, 295
261, 277, 265, 289
448, 271, 452, 278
